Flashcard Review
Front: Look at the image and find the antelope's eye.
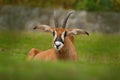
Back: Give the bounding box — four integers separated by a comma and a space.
53, 31, 55, 36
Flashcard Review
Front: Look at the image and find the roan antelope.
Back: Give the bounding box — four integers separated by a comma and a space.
27, 11, 89, 62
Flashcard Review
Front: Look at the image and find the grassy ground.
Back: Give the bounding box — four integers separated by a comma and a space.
0, 31, 120, 80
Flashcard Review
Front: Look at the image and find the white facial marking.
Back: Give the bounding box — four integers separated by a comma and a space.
54, 41, 64, 50
61, 31, 65, 41
55, 41, 61, 46
53, 31, 57, 41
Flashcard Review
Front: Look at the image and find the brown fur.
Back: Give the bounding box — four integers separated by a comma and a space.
55, 36, 77, 61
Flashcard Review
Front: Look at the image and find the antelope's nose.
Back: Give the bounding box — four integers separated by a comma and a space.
55, 41, 61, 48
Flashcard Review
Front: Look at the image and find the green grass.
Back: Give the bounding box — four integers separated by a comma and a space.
0, 31, 120, 80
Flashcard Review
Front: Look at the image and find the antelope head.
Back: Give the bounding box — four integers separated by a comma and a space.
33, 11, 89, 50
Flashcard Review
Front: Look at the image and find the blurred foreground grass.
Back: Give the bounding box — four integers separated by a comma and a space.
0, 31, 120, 80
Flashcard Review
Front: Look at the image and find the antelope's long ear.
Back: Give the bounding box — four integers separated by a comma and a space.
67, 29, 89, 36
33, 25, 53, 33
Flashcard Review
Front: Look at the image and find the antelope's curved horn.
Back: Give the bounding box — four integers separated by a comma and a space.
62, 11, 74, 28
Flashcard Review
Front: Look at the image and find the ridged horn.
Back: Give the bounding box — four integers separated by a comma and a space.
62, 11, 74, 28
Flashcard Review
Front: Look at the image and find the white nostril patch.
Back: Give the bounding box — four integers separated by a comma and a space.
54, 41, 64, 50
55, 41, 61, 46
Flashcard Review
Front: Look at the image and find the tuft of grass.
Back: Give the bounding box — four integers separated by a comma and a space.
0, 31, 120, 80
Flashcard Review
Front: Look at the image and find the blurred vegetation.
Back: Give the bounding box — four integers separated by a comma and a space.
0, 0, 120, 11
0, 31, 120, 80
0, 31, 120, 63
